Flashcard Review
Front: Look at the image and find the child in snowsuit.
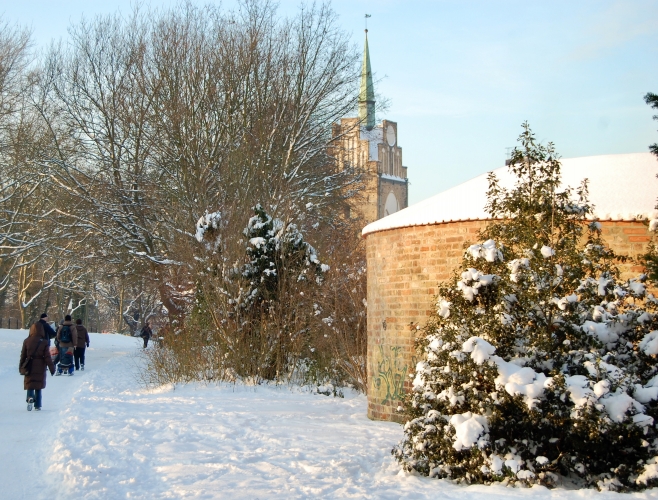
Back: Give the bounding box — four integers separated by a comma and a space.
55, 315, 78, 376
20, 322, 56, 411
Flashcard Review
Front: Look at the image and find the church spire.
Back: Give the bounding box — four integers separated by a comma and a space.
359, 30, 375, 130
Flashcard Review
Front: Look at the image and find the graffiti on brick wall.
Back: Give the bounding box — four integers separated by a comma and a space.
372, 345, 409, 406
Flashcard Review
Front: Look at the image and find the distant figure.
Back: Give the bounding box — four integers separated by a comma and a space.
55, 315, 78, 376
74, 319, 90, 371
140, 321, 153, 348
19, 322, 55, 411
38, 313, 57, 343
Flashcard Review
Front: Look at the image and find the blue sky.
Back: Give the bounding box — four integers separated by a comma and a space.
3, 0, 657, 204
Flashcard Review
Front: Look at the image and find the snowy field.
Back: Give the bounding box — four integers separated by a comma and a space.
2, 329, 658, 499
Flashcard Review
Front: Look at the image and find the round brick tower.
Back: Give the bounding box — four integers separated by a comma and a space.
362, 153, 658, 422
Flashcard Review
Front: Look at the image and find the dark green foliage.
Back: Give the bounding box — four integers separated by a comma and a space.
645, 92, 658, 158
394, 123, 658, 491
641, 92, 658, 286
643, 242, 658, 285
241, 204, 325, 308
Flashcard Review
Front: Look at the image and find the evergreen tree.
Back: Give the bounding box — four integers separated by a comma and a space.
394, 123, 658, 490
240, 204, 326, 308
645, 92, 658, 159
192, 204, 330, 381
642, 92, 658, 283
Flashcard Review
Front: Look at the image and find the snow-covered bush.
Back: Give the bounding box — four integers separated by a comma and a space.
394, 123, 658, 491
149, 198, 368, 391
188, 204, 331, 381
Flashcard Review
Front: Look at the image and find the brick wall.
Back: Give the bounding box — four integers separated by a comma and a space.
365, 220, 652, 422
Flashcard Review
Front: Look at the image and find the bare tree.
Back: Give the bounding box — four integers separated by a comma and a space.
0, 19, 89, 326
36, 1, 361, 335
0, 20, 36, 305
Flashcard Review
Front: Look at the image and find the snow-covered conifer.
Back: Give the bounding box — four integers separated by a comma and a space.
241, 204, 326, 308
394, 123, 658, 491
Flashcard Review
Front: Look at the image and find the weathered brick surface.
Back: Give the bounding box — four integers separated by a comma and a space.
365, 220, 652, 422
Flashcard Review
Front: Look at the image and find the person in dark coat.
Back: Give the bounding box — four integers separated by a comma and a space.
38, 313, 59, 365
74, 318, 90, 371
140, 321, 153, 348
19, 322, 55, 411
55, 315, 78, 376
38, 313, 57, 342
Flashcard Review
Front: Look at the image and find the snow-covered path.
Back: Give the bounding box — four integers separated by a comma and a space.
3, 328, 658, 499
0, 328, 135, 499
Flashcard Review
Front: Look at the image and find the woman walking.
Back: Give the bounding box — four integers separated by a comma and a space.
19, 322, 55, 411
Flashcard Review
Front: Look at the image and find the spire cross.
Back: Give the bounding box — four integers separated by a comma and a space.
365, 13, 371, 31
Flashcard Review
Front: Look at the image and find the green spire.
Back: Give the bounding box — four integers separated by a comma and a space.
359, 30, 375, 130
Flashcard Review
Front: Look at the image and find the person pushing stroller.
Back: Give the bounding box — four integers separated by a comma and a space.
55, 315, 78, 376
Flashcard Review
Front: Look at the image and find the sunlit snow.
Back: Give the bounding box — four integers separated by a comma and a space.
4, 329, 658, 498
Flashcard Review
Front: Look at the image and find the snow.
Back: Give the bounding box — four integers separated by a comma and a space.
509, 258, 530, 282
195, 211, 222, 243
640, 331, 658, 355
460, 337, 552, 409
581, 320, 621, 344
495, 360, 552, 409
437, 298, 451, 318
380, 173, 406, 182
449, 412, 489, 451
517, 470, 536, 480
463, 336, 496, 365
637, 462, 658, 485
249, 236, 266, 248
359, 126, 383, 161
457, 268, 496, 301
594, 380, 611, 397
489, 454, 504, 474
467, 239, 503, 262
630, 280, 647, 297
363, 152, 658, 236
601, 393, 645, 423
565, 375, 596, 407
4, 328, 658, 498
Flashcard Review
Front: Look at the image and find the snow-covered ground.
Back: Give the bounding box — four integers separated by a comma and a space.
3, 328, 658, 499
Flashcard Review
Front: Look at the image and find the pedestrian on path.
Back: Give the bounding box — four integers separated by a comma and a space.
56, 315, 78, 376
74, 318, 90, 371
140, 321, 153, 349
38, 313, 57, 342
19, 322, 55, 411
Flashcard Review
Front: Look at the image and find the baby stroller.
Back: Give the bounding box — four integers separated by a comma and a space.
56, 346, 74, 376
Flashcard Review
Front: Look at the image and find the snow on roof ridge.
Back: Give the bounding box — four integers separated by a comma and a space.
362, 152, 658, 236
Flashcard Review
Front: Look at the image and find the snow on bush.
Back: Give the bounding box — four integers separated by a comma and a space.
449, 412, 489, 451
394, 124, 658, 491
195, 211, 223, 249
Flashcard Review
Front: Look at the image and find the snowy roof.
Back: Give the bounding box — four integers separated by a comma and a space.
363, 152, 658, 236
